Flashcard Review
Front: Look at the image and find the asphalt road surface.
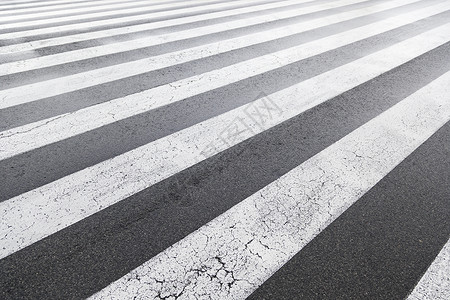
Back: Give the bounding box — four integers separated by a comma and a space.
0, 0, 449, 299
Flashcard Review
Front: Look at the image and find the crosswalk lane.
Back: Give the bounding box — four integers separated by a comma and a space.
0, 0, 266, 31
0, 0, 171, 17
2, 1, 448, 202
0, 0, 206, 23
0, 0, 381, 75
2, 21, 450, 259
3, 2, 448, 157
0, 0, 101, 10
0, 0, 258, 31
248, 121, 450, 299
0, 0, 283, 40
0, 0, 313, 53
88, 71, 450, 299
0, 0, 383, 106
0, 0, 449, 299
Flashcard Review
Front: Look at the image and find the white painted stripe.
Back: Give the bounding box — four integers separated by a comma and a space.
0, 0, 194, 23
408, 239, 450, 300
88, 70, 450, 300
0, 0, 345, 40
0, 24, 448, 259
0, 1, 437, 110
0, 0, 428, 76
0, 0, 284, 33
0, 6, 447, 160
0, 0, 179, 18
0, 0, 312, 54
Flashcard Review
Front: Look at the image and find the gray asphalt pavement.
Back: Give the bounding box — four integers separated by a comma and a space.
0, 0, 449, 299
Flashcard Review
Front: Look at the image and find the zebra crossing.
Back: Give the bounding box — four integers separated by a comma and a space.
0, 0, 449, 299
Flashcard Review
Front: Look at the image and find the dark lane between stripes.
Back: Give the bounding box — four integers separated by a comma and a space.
0, 12, 449, 202
0, 42, 449, 300
0, 0, 432, 89
248, 122, 450, 300
0, 0, 274, 35
0, 0, 194, 23
0, 0, 333, 61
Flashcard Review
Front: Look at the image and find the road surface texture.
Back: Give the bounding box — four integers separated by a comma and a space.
0, 0, 449, 299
